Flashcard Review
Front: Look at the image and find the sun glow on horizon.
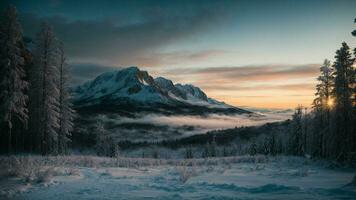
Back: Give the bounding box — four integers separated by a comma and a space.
327, 98, 334, 108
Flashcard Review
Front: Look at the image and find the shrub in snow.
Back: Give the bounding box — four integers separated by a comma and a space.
175, 162, 197, 183
0, 156, 61, 184
67, 168, 81, 176
36, 168, 55, 183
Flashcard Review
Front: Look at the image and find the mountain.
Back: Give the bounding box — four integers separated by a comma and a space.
72, 66, 251, 115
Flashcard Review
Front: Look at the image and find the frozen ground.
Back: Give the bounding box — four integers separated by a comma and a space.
1, 156, 355, 200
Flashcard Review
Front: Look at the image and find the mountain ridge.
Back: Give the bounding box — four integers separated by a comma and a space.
72, 66, 251, 115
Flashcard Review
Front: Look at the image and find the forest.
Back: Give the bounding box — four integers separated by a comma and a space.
0, 6, 356, 164
1, 2, 356, 200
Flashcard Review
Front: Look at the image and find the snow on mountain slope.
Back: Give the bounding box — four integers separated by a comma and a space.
73, 66, 249, 114
73, 67, 167, 104
73, 67, 251, 115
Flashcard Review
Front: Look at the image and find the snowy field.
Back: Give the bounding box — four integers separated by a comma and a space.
1, 156, 355, 200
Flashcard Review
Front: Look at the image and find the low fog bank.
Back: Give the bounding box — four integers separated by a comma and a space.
72, 110, 293, 149
101, 111, 292, 134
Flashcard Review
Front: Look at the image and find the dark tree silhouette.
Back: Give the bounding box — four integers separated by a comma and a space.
352, 18, 356, 37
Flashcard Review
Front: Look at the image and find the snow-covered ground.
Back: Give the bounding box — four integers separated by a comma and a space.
2, 156, 355, 200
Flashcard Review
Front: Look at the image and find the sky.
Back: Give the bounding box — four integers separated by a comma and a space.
1, 0, 356, 109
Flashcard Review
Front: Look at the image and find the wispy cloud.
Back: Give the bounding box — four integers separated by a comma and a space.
200, 83, 315, 91
135, 50, 228, 66
166, 64, 320, 82
19, 6, 229, 66
69, 63, 120, 85
160, 64, 320, 108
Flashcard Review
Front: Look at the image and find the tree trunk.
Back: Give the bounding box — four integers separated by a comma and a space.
15, 126, 18, 153
22, 126, 25, 153
8, 126, 12, 155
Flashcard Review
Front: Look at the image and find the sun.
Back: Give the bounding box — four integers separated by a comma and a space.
327, 99, 334, 107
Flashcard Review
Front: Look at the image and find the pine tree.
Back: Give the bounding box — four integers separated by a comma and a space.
184, 145, 194, 159
94, 120, 117, 157
332, 42, 354, 160
0, 6, 28, 154
57, 43, 75, 155
352, 18, 356, 37
210, 136, 217, 157
312, 59, 334, 157
352, 44, 356, 154
289, 106, 303, 156
94, 121, 107, 156
31, 23, 60, 155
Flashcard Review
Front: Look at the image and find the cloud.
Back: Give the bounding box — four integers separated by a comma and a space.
69, 63, 120, 85
163, 64, 320, 89
18, 6, 229, 66
159, 64, 319, 108
167, 64, 320, 81
199, 83, 315, 91
134, 50, 228, 66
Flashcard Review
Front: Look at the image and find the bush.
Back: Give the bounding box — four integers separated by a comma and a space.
175, 163, 197, 183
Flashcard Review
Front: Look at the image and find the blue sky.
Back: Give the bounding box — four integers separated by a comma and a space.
2, 0, 355, 108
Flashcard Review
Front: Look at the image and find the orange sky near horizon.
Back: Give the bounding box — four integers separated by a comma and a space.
11, 0, 356, 111
211, 94, 315, 109
156, 64, 320, 109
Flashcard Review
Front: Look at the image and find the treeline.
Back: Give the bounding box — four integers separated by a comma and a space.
114, 43, 356, 161
287, 41, 356, 162
111, 121, 291, 159
0, 6, 75, 155
114, 121, 289, 150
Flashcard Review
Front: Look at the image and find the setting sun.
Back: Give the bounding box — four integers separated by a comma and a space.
327, 98, 334, 107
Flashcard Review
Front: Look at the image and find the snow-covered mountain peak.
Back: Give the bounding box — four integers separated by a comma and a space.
73, 67, 249, 114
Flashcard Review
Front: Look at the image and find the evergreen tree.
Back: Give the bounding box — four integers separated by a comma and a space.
31, 23, 60, 155
57, 43, 75, 154
210, 137, 217, 157
332, 42, 355, 160
184, 145, 194, 159
269, 133, 277, 156
249, 142, 257, 156
312, 59, 334, 157
289, 106, 303, 156
352, 48, 356, 109
94, 120, 107, 156
0, 6, 28, 154
352, 18, 356, 37
94, 120, 118, 157
352, 47, 356, 155
222, 147, 229, 157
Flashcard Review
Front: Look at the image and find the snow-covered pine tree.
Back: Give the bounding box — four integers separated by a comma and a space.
0, 6, 28, 154
57, 42, 75, 155
312, 59, 334, 157
31, 23, 60, 155
332, 42, 355, 160
94, 121, 106, 156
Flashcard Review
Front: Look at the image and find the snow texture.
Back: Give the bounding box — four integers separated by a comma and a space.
73, 66, 234, 109
3, 156, 356, 200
